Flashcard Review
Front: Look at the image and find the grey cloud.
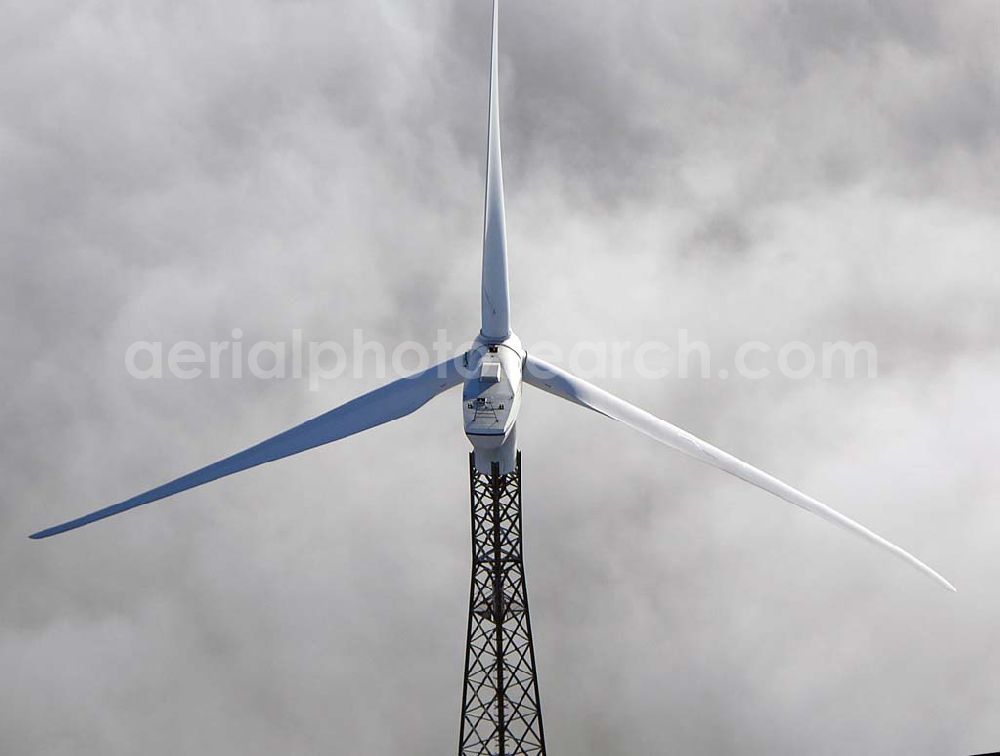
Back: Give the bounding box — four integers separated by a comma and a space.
2, 0, 999, 754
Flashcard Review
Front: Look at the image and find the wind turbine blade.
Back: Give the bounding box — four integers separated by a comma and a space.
30, 356, 466, 539
523, 355, 955, 592
480, 0, 511, 341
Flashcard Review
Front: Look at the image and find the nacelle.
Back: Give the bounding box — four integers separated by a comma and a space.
463, 332, 524, 474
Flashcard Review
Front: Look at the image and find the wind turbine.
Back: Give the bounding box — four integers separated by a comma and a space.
32, 1, 953, 754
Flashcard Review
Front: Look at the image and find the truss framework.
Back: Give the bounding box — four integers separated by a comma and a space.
459, 452, 546, 756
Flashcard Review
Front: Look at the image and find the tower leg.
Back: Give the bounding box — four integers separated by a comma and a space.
459, 452, 546, 756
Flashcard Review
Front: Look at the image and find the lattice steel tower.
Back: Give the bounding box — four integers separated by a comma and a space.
459, 453, 546, 755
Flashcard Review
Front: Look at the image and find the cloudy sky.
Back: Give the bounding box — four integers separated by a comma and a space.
3, 0, 999, 753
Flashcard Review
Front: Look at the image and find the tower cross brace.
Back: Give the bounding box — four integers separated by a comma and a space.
459, 452, 546, 756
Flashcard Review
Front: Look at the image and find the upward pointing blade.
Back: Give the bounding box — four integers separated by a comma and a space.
480, 0, 511, 341
523, 355, 955, 592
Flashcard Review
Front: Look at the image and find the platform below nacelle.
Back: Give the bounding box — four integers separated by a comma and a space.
468, 427, 518, 476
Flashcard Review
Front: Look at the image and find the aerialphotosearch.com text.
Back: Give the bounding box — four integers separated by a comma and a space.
124, 329, 878, 390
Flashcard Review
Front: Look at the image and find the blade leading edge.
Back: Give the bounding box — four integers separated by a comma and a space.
30, 356, 465, 539
523, 355, 955, 592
